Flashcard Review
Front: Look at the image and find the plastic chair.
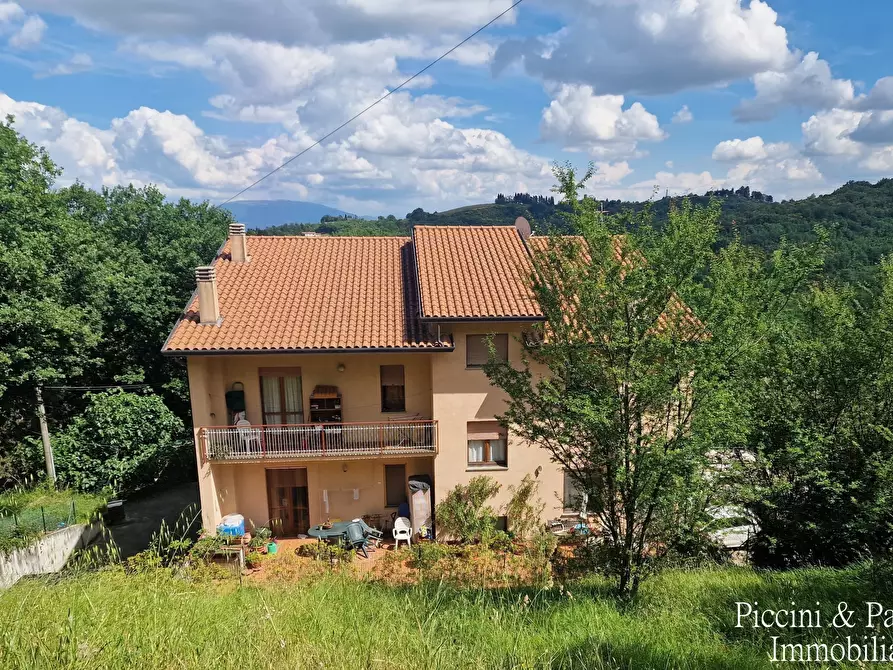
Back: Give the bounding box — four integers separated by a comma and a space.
392, 516, 412, 548
345, 522, 371, 558
352, 518, 383, 547
235, 419, 260, 454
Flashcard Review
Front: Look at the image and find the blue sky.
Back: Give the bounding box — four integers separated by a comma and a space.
2, 0, 892, 215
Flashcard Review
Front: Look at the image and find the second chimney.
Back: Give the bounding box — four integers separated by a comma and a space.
195, 266, 220, 324
229, 222, 248, 263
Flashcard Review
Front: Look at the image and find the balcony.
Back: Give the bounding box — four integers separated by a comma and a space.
199, 420, 438, 462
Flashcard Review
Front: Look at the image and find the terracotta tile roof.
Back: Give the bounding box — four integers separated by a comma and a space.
413, 226, 543, 320
163, 236, 451, 353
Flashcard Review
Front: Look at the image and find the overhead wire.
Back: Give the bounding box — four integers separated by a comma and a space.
214, 0, 524, 207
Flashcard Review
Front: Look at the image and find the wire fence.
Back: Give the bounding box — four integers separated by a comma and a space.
0, 500, 81, 545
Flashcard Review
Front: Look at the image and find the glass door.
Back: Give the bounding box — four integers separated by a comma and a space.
266, 468, 309, 536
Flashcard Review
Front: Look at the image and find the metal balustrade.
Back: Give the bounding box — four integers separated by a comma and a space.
199, 420, 437, 462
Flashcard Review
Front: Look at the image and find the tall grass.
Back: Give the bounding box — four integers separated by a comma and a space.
1, 563, 886, 669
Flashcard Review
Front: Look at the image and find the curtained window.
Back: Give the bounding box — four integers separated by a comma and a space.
467, 421, 507, 467
259, 368, 304, 425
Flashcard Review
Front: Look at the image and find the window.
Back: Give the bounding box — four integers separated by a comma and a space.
563, 471, 582, 512
385, 464, 407, 508
467, 421, 507, 467
466, 333, 508, 368
380, 365, 406, 413
259, 368, 304, 425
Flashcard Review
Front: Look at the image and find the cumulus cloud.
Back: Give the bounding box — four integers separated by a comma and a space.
708, 134, 824, 197
735, 51, 855, 121
1, 1, 45, 48
712, 136, 789, 161
802, 108, 865, 157
493, 0, 791, 95
17, 0, 518, 45
851, 77, 893, 111
672, 105, 693, 123
540, 84, 665, 158
802, 107, 893, 174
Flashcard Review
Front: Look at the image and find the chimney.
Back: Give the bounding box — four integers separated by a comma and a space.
229, 222, 248, 263
195, 266, 220, 324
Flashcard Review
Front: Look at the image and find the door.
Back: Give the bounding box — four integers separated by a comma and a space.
266, 468, 310, 536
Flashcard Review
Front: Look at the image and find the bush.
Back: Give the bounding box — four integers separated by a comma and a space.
503, 474, 545, 542
51, 390, 185, 494
434, 476, 501, 543
296, 543, 354, 563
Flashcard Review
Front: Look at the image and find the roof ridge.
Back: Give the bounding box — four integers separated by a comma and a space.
413, 224, 517, 230
245, 235, 412, 240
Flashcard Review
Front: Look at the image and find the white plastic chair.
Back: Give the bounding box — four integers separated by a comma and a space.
392, 516, 412, 548
235, 419, 260, 455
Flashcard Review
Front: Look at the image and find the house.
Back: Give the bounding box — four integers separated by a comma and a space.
162, 221, 572, 536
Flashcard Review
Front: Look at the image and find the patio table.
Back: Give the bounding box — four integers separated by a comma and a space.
307, 522, 352, 542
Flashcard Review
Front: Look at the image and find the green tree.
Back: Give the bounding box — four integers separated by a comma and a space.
484, 162, 823, 598
0, 119, 107, 471
737, 262, 893, 567
50, 390, 185, 493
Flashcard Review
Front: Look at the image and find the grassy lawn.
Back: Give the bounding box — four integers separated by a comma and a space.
0, 487, 106, 554
0, 563, 886, 669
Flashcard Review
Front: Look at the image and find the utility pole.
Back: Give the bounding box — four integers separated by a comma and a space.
35, 386, 56, 485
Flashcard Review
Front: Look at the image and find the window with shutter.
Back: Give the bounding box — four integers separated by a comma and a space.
466, 334, 508, 368
380, 365, 406, 413
467, 421, 507, 467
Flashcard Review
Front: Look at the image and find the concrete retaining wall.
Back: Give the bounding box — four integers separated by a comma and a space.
0, 522, 102, 589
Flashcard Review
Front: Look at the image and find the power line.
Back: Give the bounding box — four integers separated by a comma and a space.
215, 0, 524, 208
43, 384, 155, 391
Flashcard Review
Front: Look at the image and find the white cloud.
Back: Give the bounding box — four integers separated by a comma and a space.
39, 52, 93, 77
494, 0, 792, 95
802, 107, 893, 174
851, 77, 893, 111
0, 2, 24, 22
18, 0, 518, 45
712, 136, 787, 161
802, 108, 864, 157
8, 13, 44, 47
735, 51, 855, 121
671, 105, 693, 123
540, 83, 665, 158
711, 135, 823, 194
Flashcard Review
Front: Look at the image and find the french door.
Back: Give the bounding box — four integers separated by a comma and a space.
266, 468, 310, 536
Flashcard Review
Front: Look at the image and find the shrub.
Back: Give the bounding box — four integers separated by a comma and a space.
51, 390, 185, 494
434, 476, 501, 543
296, 543, 354, 563
503, 474, 545, 542
487, 531, 514, 554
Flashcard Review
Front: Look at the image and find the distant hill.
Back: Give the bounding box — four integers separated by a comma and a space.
223, 200, 353, 228
254, 180, 893, 286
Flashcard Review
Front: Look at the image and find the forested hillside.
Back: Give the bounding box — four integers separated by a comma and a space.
256, 180, 893, 285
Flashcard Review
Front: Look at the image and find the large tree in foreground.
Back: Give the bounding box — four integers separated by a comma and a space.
485, 163, 824, 598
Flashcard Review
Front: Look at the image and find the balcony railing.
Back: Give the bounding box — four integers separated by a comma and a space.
199, 420, 438, 462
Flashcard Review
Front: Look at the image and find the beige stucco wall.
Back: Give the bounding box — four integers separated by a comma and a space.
212, 457, 434, 531
186, 333, 565, 534
187, 352, 434, 530
430, 323, 566, 529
